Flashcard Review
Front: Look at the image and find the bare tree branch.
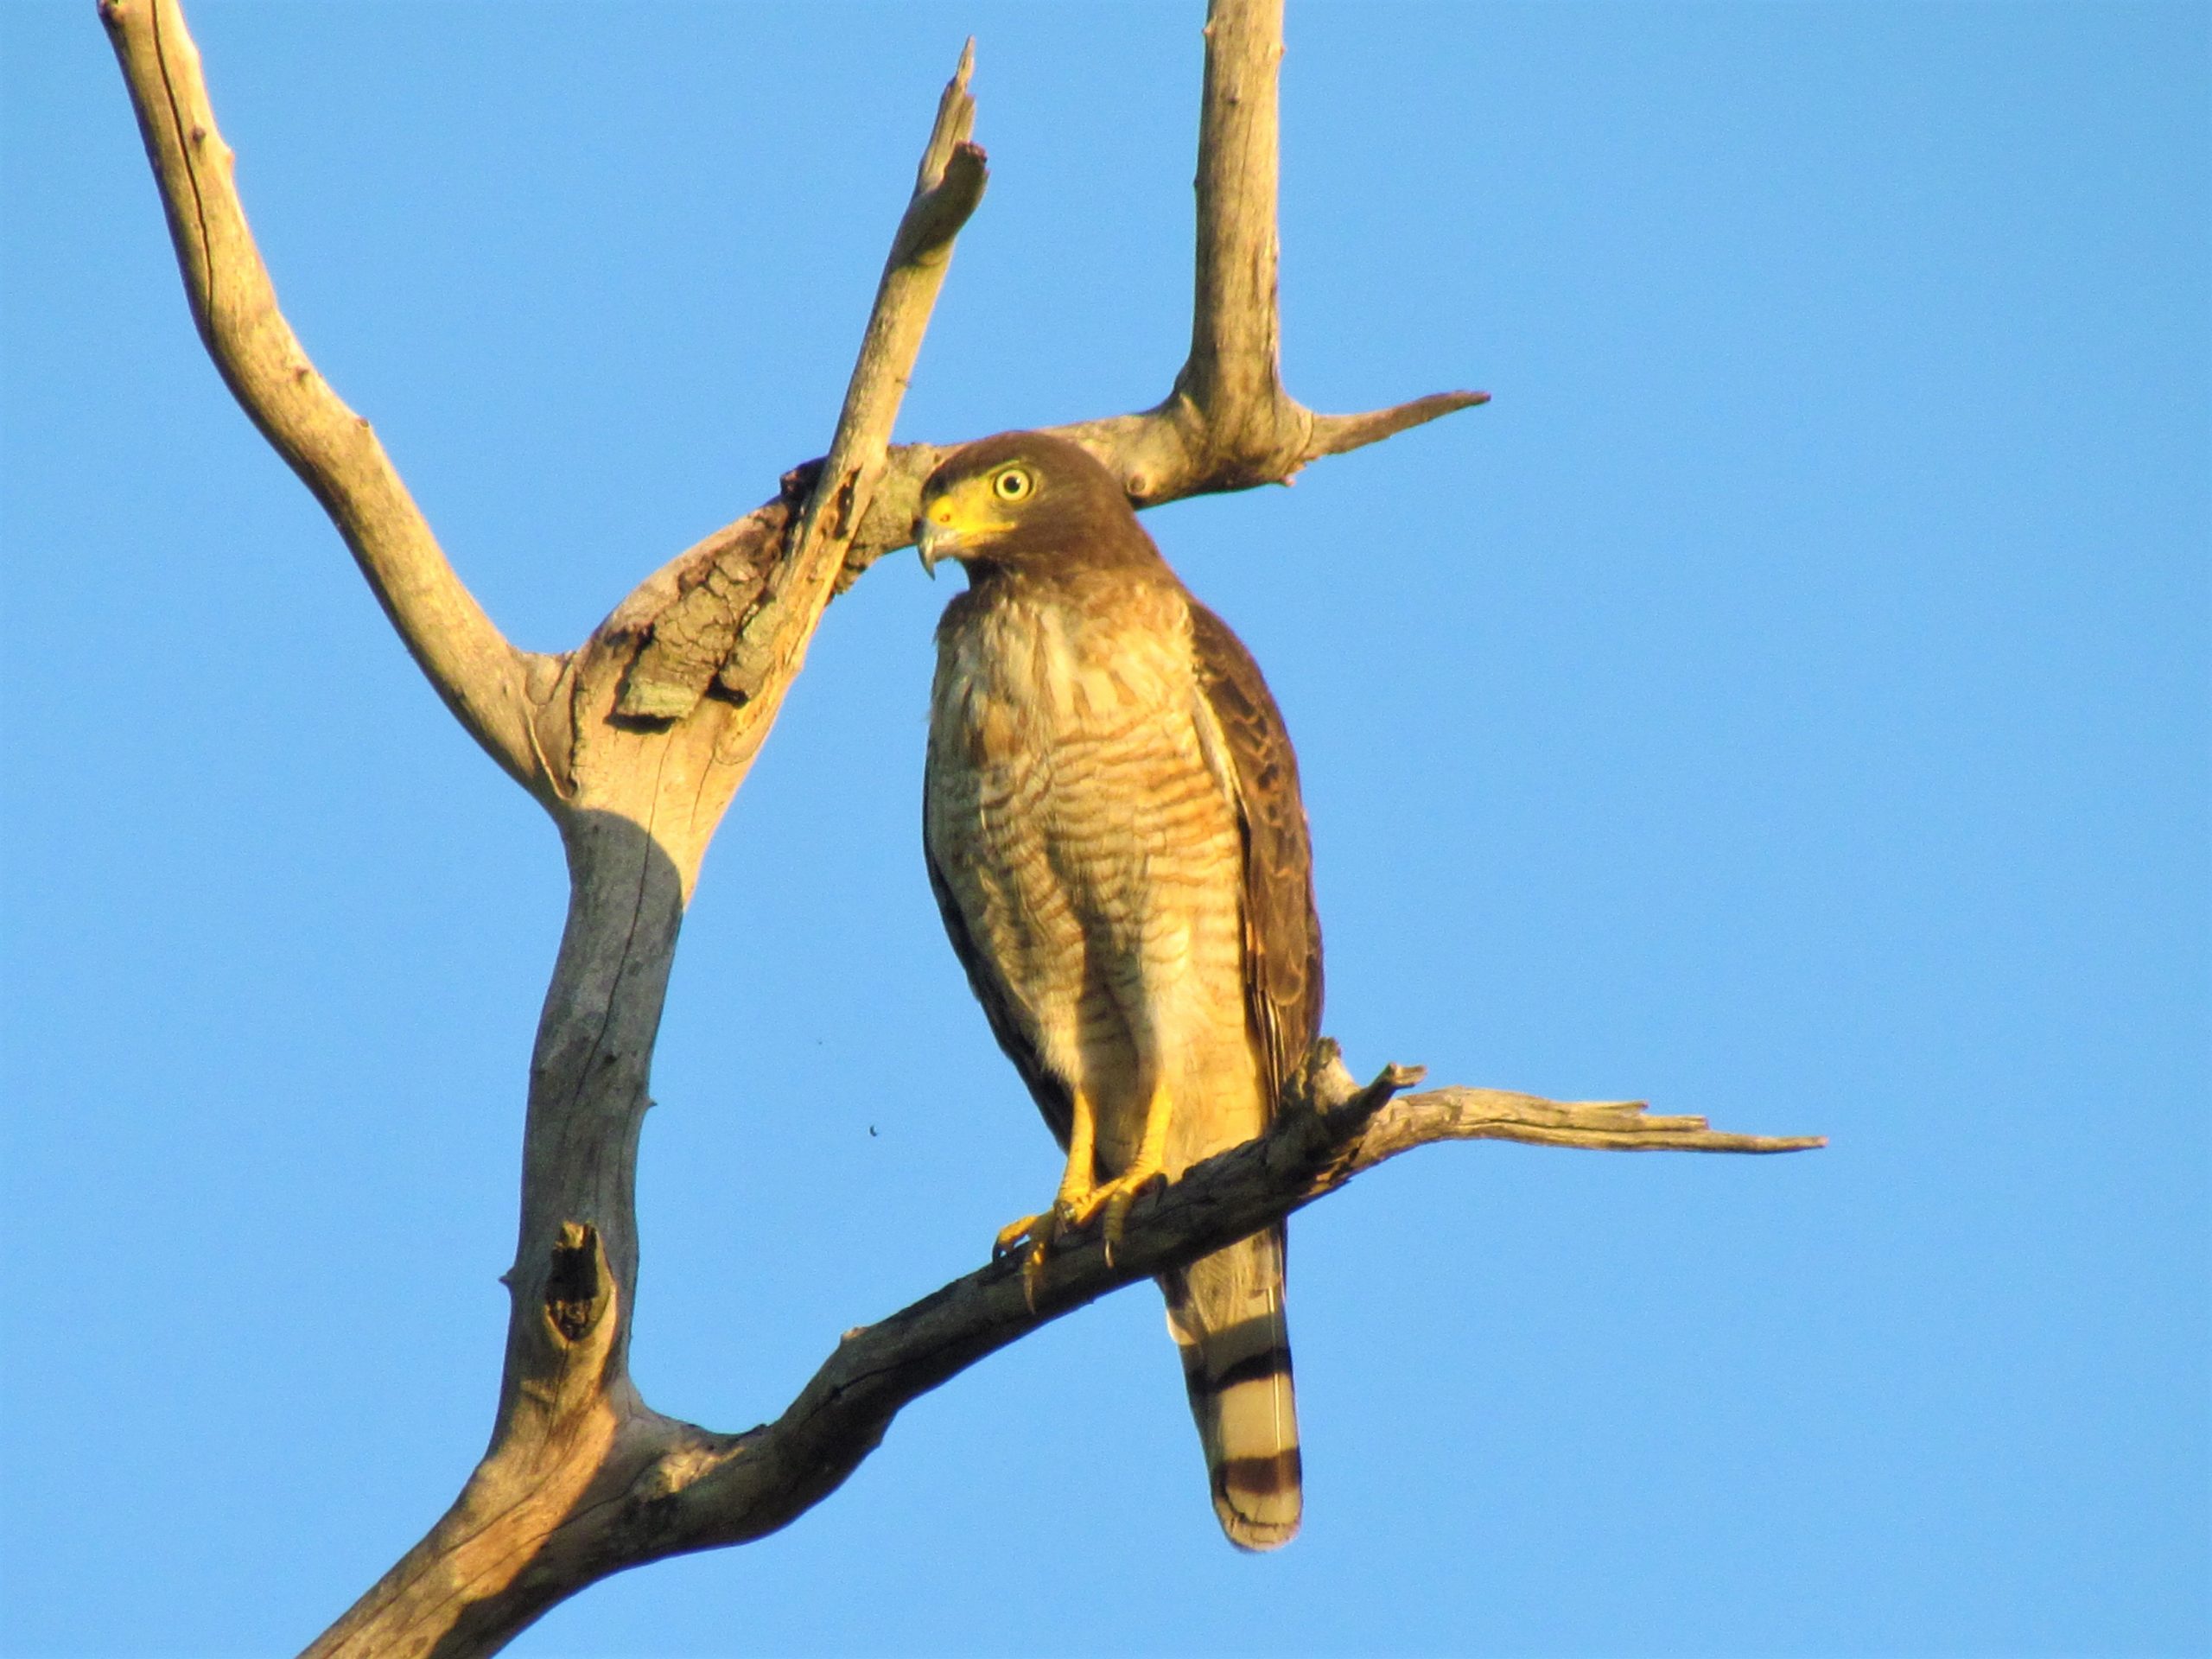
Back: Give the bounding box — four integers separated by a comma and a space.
291, 1049, 1820, 1651
99, 2, 1820, 1652
826, 0, 1491, 585
293, 41, 995, 1659
620, 1049, 1824, 1565
614, 45, 988, 725
99, 0, 554, 799
1185, 0, 1292, 447
1160, 0, 1488, 480
1074, 0, 1494, 490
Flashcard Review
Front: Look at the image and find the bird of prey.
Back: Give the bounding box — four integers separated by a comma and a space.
916, 430, 1323, 1551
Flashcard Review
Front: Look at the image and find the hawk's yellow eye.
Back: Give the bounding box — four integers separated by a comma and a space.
993, 467, 1034, 502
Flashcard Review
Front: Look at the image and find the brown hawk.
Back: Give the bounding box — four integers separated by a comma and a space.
916, 430, 1323, 1551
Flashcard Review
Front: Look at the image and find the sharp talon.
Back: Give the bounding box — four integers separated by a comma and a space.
1102, 1191, 1134, 1259
994, 1211, 1048, 1261
999, 1201, 1077, 1312
1053, 1164, 1170, 1264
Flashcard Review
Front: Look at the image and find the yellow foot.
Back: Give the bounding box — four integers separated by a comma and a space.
993, 1211, 1051, 1261
1065, 1166, 1169, 1264
993, 1205, 1073, 1310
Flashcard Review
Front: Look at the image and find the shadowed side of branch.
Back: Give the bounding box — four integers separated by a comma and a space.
291, 41, 996, 1659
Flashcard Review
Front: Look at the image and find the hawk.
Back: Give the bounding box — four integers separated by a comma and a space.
916, 430, 1323, 1551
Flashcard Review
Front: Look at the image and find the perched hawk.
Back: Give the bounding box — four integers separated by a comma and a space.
916, 431, 1323, 1551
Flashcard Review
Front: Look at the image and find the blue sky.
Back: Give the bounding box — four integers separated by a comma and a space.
3, 3, 2205, 1655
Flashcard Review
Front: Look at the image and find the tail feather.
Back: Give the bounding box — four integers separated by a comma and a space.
1161, 1224, 1300, 1550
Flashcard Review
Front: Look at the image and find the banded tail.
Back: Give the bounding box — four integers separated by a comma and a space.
1161, 1223, 1301, 1550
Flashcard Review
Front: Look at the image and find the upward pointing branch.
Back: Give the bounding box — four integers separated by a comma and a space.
839, 0, 1491, 573
1143, 0, 1490, 489
613, 43, 988, 725
769, 42, 987, 659
99, 0, 551, 800
1182, 0, 1289, 438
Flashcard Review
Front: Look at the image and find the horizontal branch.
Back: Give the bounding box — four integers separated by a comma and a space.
823, 379, 1492, 588
1306, 391, 1495, 465
559, 1049, 1822, 1564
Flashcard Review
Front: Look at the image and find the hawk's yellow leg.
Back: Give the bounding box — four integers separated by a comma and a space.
993, 1085, 1101, 1271
1065, 1077, 1175, 1262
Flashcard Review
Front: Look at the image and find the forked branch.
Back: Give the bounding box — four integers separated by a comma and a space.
309, 1054, 1822, 1652
297, 42, 994, 1659
1161, 0, 1486, 482
832, 0, 1491, 582
613, 48, 988, 725
99, 2, 1823, 1654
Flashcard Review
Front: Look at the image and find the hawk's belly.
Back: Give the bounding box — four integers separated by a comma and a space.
926, 582, 1264, 1175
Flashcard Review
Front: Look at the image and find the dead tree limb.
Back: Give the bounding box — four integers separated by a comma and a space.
613, 48, 988, 725
308, 1049, 1817, 1643
98, 0, 551, 800
99, 0, 1820, 1653
829, 0, 1491, 585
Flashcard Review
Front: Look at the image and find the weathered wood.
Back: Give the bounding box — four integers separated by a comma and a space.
98, 0, 553, 801
278, 35, 996, 1656
619, 44, 988, 725
99, 0, 1821, 1652
317, 1052, 1824, 1651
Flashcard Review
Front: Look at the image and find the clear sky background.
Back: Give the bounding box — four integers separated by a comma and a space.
3, 3, 2205, 1656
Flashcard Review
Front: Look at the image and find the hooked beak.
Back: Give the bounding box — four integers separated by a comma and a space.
915, 516, 950, 579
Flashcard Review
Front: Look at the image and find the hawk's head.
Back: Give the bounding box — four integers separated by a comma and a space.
914, 430, 1156, 579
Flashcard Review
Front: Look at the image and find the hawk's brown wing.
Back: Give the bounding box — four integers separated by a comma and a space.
1189, 601, 1324, 1120
923, 775, 1077, 1149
